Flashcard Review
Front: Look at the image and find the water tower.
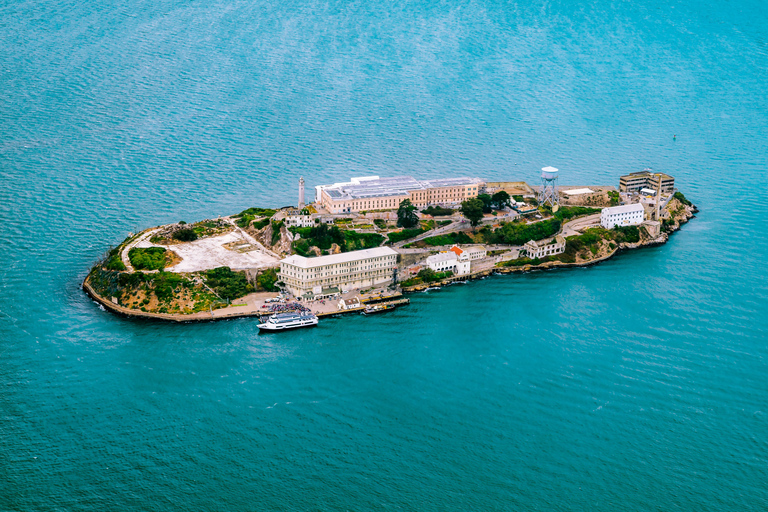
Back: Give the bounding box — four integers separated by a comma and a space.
539, 166, 560, 208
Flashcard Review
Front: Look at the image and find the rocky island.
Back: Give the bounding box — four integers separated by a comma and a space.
83, 170, 697, 322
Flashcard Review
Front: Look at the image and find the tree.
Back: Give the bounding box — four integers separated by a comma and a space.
491, 191, 511, 209
397, 199, 419, 228
477, 193, 493, 213
460, 198, 485, 227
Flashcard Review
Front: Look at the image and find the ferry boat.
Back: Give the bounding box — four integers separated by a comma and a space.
363, 304, 396, 315
258, 312, 318, 331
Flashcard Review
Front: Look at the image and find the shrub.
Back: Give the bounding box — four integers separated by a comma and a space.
105, 254, 126, 271
553, 206, 600, 221
673, 192, 692, 206
270, 221, 284, 245
486, 219, 561, 245
613, 225, 640, 243
128, 247, 167, 270
374, 219, 387, 229
387, 228, 426, 244
233, 207, 276, 218
205, 267, 254, 301
173, 228, 198, 242
420, 231, 474, 246
422, 206, 454, 216
257, 268, 279, 292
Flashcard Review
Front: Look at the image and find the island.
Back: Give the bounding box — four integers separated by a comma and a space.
83, 169, 697, 322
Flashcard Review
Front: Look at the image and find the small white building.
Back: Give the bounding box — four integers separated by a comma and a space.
524, 235, 566, 260
601, 203, 645, 229
425, 252, 470, 276
338, 297, 361, 310
284, 209, 314, 228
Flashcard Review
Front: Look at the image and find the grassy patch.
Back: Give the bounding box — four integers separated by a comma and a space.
270, 220, 284, 245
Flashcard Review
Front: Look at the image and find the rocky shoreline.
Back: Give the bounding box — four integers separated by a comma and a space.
401, 204, 697, 293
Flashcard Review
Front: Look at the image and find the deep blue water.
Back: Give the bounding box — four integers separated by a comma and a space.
2, 0, 768, 509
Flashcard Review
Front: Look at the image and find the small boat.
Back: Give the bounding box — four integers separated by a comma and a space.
363, 304, 396, 315
258, 312, 318, 331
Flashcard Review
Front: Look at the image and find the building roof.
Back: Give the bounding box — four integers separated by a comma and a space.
602, 203, 645, 215
563, 188, 594, 196
449, 246, 463, 256
281, 247, 398, 268
426, 252, 457, 264
319, 176, 485, 201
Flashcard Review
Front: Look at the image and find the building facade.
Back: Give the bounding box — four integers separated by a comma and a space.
316, 175, 485, 214
524, 235, 566, 260
601, 203, 645, 229
279, 247, 398, 297
619, 171, 675, 194
425, 252, 470, 276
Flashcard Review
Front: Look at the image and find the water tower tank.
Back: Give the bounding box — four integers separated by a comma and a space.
541, 166, 559, 180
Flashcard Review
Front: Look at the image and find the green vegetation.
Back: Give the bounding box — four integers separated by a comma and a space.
674, 191, 692, 206
438, 220, 452, 227
387, 227, 427, 244
498, 257, 543, 267
374, 219, 388, 229
613, 225, 640, 243
553, 206, 600, 221
422, 206, 454, 216
491, 191, 511, 209
292, 224, 383, 255
333, 218, 353, 225
400, 268, 453, 287
484, 219, 561, 245
128, 247, 168, 270
205, 267, 254, 301
253, 218, 270, 230
233, 207, 276, 218
397, 199, 419, 228
104, 246, 126, 271
418, 231, 474, 247
608, 190, 620, 206
256, 268, 279, 292
460, 198, 485, 227
270, 220, 284, 245
173, 228, 198, 242
343, 230, 384, 251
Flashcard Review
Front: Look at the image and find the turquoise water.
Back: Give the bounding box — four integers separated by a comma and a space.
2, 0, 768, 509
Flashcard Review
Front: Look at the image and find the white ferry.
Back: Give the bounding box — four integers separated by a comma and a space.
258, 312, 318, 331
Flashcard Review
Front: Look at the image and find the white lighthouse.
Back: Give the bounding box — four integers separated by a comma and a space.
298, 177, 305, 209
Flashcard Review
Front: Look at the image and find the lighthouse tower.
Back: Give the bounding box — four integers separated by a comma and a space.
298, 177, 305, 209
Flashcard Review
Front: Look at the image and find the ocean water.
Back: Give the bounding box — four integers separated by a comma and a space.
2, 0, 768, 509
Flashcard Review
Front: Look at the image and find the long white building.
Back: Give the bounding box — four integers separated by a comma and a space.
601, 203, 645, 229
279, 247, 398, 297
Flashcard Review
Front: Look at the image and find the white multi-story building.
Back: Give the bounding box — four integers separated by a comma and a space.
524, 235, 566, 260
284, 213, 314, 228
450, 245, 486, 261
425, 252, 470, 276
601, 203, 645, 229
279, 247, 398, 297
